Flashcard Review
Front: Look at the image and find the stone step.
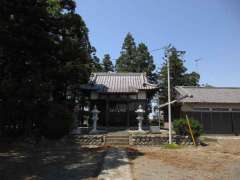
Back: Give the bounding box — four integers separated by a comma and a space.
106, 135, 129, 139
106, 139, 129, 143
105, 136, 129, 145
105, 141, 129, 145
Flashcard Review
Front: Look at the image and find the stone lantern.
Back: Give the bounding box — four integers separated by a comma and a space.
135, 105, 145, 131
90, 105, 100, 134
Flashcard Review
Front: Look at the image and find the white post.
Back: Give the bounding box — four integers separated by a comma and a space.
167, 51, 172, 144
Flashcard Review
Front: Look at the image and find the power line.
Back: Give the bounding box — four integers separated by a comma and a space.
194, 58, 203, 72
150, 47, 165, 52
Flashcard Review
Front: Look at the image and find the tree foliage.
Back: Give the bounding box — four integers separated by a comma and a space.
116, 33, 137, 72
90, 47, 103, 72
0, 0, 93, 137
116, 33, 156, 81
136, 43, 156, 82
158, 45, 200, 103
102, 54, 114, 72
41, 103, 74, 139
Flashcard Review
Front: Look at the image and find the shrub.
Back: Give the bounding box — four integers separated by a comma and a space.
149, 119, 159, 126
173, 118, 203, 138
41, 104, 74, 139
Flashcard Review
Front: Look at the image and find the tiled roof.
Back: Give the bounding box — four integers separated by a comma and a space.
176, 86, 240, 104
88, 72, 157, 93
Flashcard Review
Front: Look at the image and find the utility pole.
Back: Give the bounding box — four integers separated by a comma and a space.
167, 51, 172, 144
151, 46, 185, 144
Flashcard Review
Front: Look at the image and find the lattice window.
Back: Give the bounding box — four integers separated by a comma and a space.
192, 107, 210, 112
212, 108, 229, 112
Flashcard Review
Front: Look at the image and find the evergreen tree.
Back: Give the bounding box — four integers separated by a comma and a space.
102, 54, 114, 72
116, 33, 137, 72
136, 43, 156, 82
90, 47, 103, 72
0, 0, 93, 136
116, 33, 156, 81
184, 72, 200, 86
158, 46, 200, 103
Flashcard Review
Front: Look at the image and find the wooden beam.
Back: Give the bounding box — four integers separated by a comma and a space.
127, 101, 130, 127
105, 98, 109, 127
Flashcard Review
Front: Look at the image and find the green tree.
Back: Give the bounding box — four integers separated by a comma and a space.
136, 43, 156, 82
184, 72, 200, 86
90, 47, 103, 72
0, 0, 93, 137
158, 46, 200, 103
116, 33, 137, 72
102, 54, 114, 72
116, 33, 156, 81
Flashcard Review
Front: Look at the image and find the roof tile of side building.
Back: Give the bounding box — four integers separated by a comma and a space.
175, 86, 240, 104
88, 72, 157, 93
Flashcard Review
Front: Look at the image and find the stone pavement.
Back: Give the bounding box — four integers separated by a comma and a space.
105, 129, 130, 136
98, 147, 132, 180
203, 134, 240, 140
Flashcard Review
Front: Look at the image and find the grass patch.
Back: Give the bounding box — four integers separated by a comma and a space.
165, 143, 182, 149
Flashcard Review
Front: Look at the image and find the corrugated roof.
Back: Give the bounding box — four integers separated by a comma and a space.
88, 72, 157, 93
176, 86, 240, 104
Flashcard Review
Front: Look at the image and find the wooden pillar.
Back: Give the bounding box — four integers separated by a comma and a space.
127, 101, 130, 127
105, 98, 109, 127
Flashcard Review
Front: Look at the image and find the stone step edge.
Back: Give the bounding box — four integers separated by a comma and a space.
105, 142, 129, 145
105, 139, 129, 141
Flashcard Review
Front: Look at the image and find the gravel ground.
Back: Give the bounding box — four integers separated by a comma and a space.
127, 139, 240, 180
0, 143, 107, 180
1, 138, 240, 180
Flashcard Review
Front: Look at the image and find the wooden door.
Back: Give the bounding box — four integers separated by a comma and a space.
108, 102, 127, 127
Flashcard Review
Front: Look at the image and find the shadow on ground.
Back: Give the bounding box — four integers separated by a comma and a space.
0, 138, 107, 180
0, 139, 144, 180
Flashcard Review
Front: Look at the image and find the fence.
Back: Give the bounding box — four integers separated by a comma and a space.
183, 111, 240, 134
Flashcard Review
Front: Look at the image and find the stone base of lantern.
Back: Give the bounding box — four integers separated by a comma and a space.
89, 129, 100, 134
71, 127, 82, 135
137, 129, 145, 133
89, 129, 106, 135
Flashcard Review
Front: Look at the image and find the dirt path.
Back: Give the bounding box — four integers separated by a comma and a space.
99, 147, 132, 180
1, 139, 240, 180
128, 139, 240, 180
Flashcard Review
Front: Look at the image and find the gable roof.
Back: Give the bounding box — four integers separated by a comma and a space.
175, 86, 240, 104
87, 72, 157, 94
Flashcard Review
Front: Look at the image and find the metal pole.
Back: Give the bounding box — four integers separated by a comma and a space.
167, 52, 172, 144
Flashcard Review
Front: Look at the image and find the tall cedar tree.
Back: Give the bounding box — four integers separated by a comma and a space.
91, 47, 103, 72
116, 33, 137, 72
136, 43, 156, 82
0, 0, 93, 136
102, 54, 114, 72
158, 46, 200, 104
116, 33, 156, 81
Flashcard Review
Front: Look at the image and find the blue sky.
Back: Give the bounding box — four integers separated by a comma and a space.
76, 0, 240, 87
